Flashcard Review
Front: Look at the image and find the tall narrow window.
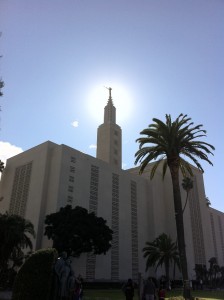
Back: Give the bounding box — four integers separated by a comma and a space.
210, 213, 218, 259
111, 173, 119, 280
189, 180, 206, 265
218, 216, 224, 263
131, 180, 139, 281
86, 165, 99, 280
9, 162, 33, 217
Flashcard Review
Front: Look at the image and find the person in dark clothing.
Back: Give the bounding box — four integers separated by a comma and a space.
158, 286, 166, 300
143, 277, 156, 300
123, 278, 134, 300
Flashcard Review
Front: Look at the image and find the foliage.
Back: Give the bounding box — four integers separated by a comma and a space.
194, 258, 224, 289
206, 196, 211, 207
142, 233, 180, 282
44, 205, 113, 256
194, 264, 207, 282
0, 79, 3, 97
135, 114, 214, 179
0, 160, 4, 173
12, 248, 58, 300
0, 213, 35, 288
135, 114, 214, 295
208, 257, 220, 288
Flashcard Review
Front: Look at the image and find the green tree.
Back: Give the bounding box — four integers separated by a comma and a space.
208, 257, 220, 288
194, 264, 208, 283
135, 114, 214, 297
205, 196, 211, 207
0, 78, 4, 97
0, 213, 35, 287
143, 233, 180, 284
45, 205, 113, 256
219, 266, 224, 287
0, 160, 4, 172
12, 248, 58, 300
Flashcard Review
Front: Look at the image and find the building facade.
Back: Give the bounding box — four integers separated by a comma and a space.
0, 90, 223, 281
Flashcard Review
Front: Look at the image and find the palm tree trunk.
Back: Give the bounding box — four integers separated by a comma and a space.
182, 192, 189, 214
168, 161, 191, 299
165, 260, 170, 289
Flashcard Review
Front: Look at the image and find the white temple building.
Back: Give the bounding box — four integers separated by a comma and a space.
0, 89, 223, 282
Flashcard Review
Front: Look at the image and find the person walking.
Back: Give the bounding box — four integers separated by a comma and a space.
143, 277, 155, 300
158, 286, 166, 300
123, 278, 134, 300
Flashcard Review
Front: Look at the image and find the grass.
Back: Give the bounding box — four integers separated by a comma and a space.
166, 289, 224, 300
82, 289, 224, 300
167, 289, 224, 299
0, 288, 223, 300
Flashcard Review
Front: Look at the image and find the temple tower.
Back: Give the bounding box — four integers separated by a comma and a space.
96, 87, 122, 169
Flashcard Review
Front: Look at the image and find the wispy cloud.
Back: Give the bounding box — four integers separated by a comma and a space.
71, 120, 79, 127
89, 144, 97, 149
0, 141, 23, 164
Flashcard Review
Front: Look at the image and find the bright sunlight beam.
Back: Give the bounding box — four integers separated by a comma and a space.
86, 83, 133, 125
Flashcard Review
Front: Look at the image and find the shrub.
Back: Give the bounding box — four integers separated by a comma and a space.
12, 248, 58, 300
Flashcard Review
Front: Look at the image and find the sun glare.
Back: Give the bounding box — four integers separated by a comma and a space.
86, 83, 133, 125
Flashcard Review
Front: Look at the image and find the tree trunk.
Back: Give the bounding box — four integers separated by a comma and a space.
168, 159, 191, 299
165, 260, 170, 289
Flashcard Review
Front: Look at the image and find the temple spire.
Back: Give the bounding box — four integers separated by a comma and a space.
96, 87, 122, 168
105, 86, 112, 100
104, 86, 116, 124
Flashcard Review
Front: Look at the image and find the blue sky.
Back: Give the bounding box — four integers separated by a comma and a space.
0, 0, 223, 211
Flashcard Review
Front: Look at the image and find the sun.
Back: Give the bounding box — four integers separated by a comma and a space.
86, 83, 133, 125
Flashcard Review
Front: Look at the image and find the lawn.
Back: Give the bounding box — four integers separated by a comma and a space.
82, 289, 224, 300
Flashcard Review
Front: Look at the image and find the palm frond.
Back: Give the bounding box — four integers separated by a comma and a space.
135, 114, 214, 178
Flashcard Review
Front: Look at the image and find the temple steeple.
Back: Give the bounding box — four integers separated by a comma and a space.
96, 87, 122, 169
104, 87, 116, 124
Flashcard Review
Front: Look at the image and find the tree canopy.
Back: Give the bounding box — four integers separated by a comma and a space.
135, 114, 214, 179
0, 160, 4, 173
44, 205, 113, 256
0, 213, 35, 266
0, 79, 4, 97
0, 213, 35, 287
142, 233, 180, 283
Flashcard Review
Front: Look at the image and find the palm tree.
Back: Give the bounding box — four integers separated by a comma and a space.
135, 114, 214, 296
0, 213, 35, 271
143, 233, 180, 285
181, 177, 193, 213
0, 79, 4, 97
205, 196, 211, 207
208, 257, 220, 288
